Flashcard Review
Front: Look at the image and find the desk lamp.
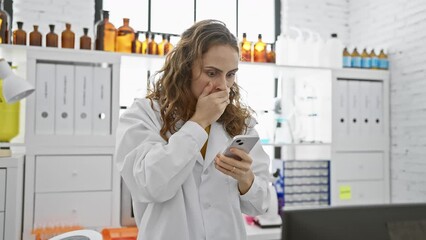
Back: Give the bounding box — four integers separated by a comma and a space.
0, 58, 35, 157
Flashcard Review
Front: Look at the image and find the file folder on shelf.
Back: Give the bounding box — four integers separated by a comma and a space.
369, 81, 383, 137
74, 66, 93, 135
55, 64, 75, 135
93, 66, 111, 135
334, 79, 348, 140
35, 63, 55, 135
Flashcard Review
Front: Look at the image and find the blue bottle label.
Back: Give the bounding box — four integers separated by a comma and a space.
343, 56, 351, 67
371, 57, 379, 68
379, 59, 389, 69
352, 57, 361, 68
361, 57, 371, 68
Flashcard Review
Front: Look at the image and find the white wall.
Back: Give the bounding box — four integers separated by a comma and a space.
13, 0, 95, 48
350, 0, 426, 203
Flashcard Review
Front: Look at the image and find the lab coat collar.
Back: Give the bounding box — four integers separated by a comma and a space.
202, 122, 230, 172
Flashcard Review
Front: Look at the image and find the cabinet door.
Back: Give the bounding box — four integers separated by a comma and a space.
0, 169, 5, 212
35, 155, 112, 193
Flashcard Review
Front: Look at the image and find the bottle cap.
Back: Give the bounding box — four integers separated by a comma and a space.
331, 33, 338, 38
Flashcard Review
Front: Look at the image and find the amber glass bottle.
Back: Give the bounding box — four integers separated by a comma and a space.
80, 28, 91, 50
370, 49, 379, 69
61, 23, 75, 49
116, 18, 135, 53
131, 32, 142, 53
12, 21, 26, 45
253, 34, 267, 63
164, 35, 174, 55
266, 43, 276, 63
141, 32, 149, 54
157, 34, 167, 56
351, 47, 361, 68
29, 25, 42, 46
46, 24, 58, 48
240, 33, 252, 62
95, 10, 116, 52
147, 33, 157, 55
0, 0, 10, 44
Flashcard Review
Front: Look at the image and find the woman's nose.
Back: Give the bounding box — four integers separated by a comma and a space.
214, 75, 227, 91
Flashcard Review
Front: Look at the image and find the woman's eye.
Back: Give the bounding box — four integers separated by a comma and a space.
227, 72, 236, 78
207, 71, 216, 77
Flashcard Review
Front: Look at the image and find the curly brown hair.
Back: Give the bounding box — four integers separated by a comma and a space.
147, 19, 252, 141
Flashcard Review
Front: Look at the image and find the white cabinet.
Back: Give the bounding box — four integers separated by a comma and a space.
0, 155, 24, 240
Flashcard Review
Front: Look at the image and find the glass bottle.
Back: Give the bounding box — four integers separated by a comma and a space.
80, 28, 91, 50
370, 49, 379, 70
240, 33, 252, 62
12, 21, 26, 45
132, 32, 142, 54
253, 34, 267, 63
116, 18, 135, 53
46, 24, 58, 48
157, 34, 167, 56
61, 23, 75, 49
350, 47, 361, 68
141, 32, 149, 54
266, 43, 276, 63
342, 47, 351, 68
361, 48, 371, 69
0, 0, 10, 44
378, 49, 389, 70
95, 10, 116, 52
29, 25, 42, 46
164, 34, 174, 55
147, 33, 157, 55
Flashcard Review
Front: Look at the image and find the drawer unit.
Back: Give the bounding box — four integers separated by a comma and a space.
334, 152, 383, 181
34, 191, 112, 227
0, 169, 5, 212
35, 155, 112, 192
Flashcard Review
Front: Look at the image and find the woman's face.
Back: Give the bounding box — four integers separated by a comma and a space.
191, 44, 239, 98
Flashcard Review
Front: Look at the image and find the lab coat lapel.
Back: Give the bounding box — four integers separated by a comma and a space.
203, 122, 229, 172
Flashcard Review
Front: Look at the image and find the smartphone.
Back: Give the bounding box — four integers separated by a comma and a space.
222, 135, 259, 160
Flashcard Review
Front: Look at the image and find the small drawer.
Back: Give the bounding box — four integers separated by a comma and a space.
34, 191, 112, 227
0, 169, 5, 212
35, 155, 112, 193
335, 152, 383, 181
333, 180, 385, 205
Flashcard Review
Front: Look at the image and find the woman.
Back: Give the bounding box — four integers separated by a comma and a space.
115, 19, 271, 240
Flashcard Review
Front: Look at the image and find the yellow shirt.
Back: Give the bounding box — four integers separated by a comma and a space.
200, 125, 211, 159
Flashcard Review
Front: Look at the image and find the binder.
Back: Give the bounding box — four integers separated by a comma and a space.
334, 80, 348, 140
55, 64, 75, 135
74, 66, 93, 135
93, 66, 111, 135
347, 80, 361, 139
359, 80, 371, 137
369, 81, 383, 137
35, 63, 56, 135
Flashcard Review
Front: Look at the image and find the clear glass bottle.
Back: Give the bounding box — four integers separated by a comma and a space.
95, 10, 116, 52
80, 28, 91, 50
61, 23, 75, 49
29, 25, 42, 46
157, 34, 167, 56
46, 24, 58, 48
12, 21, 26, 45
164, 34, 174, 55
240, 33, 252, 62
0, 0, 10, 44
253, 34, 267, 63
132, 32, 142, 54
147, 33, 157, 55
116, 18, 135, 53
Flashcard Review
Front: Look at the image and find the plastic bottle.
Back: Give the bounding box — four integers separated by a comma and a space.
61, 23, 75, 49
240, 33, 252, 62
274, 116, 292, 144
361, 47, 371, 69
46, 24, 58, 48
116, 18, 135, 53
29, 25, 42, 46
342, 47, 351, 68
351, 47, 362, 68
378, 49, 389, 70
323, 33, 344, 68
12, 21, 26, 45
370, 49, 379, 69
253, 34, 267, 63
79, 28, 91, 50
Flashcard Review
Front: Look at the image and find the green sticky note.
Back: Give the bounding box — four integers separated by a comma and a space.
339, 186, 352, 200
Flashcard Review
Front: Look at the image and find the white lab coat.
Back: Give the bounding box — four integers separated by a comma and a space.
115, 98, 271, 240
